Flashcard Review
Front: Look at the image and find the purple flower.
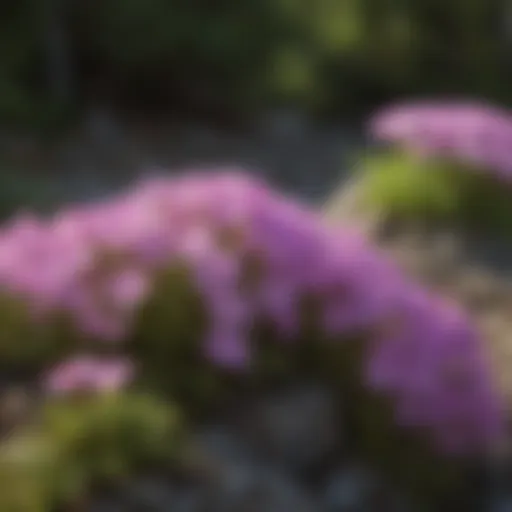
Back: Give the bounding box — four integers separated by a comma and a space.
255, 277, 300, 338
0, 168, 504, 456
104, 269, 151, 310
44, 356, 134, 394
204, 323, 250, 369
369, 101, 512, 179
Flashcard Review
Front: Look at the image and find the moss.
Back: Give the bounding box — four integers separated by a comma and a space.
129, 263, 229, 415
0, 431, 63, 512
0, 391, 182, 511
357, 148, 512, 238
0, 294, 77, 373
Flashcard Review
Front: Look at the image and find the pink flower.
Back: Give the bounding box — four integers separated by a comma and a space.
44, 356, 134, 394
369, 101, 512, 179
0, 168, 504, 456
204, 324, 250, 368
104, 269, 151, 310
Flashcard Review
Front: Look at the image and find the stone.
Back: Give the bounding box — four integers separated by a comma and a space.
92, 476, 209, 512
454, 268, 506, 311
179, 423, 322, 512
382, 229, 463, 288
322, 177, 383, 236
121, 476, 177, 509
202, 464, 320, 512
490, 499, 512, 512
257, 108, 312, 141
240, 383, 342, 474
89, 497, 126, 512
321, 464, 410, 512
485, 447, 512, 512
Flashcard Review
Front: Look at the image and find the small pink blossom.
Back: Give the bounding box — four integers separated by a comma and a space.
104, 269, 151, 310
369, 101, 512, 179
44, 356, 134, 394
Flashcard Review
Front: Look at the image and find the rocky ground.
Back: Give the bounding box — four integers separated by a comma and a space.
2, 118, 510, 511
88, 383, 415, 512
0, 381, 417, 512
1, 111, 365, 206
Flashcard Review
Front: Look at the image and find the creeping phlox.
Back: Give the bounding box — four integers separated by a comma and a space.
0, 170, 504, 455
369, 101, 512, 179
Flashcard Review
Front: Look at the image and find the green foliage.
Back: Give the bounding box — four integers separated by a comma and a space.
131, 264, 215, 409
358, 149, 512, 237
0, 0, 509, 127
0, 392, 182, 511
0, 294, 73, 373
41, 392, 182, 483
80, 0, 288, 114
85, 0, 508, 114
359, 149, 463, 224
0, 431, 63, 512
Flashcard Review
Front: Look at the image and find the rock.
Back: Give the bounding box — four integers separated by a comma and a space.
381, 229, 463, 288
321, 464, 410, 512
454, 268, 506, 312
178, 424, 322, 512
481, 311, 512, 340
323, 177, 383, 235
257, 108, 312, 141
89, 497, 126, 512
106, 475, 208, 512
178, 417, 329, 511
322, 465, 375, 511
490, 498, 512, 512
485, 450, 512, 512
422, 231, 461, 276
425, 229, 461, 254
182, 424, 259, 480
240, 383, 342, 474
122, 476, 178, 509
384, 242, 430, 282
202, 464, 321, 512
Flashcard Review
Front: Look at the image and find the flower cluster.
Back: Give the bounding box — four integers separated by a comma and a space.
44, 356, 134, 395
369, 101, 512, 180
0, 169, 504, 455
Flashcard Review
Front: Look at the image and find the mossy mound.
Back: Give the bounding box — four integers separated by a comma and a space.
335, 148, 512, 238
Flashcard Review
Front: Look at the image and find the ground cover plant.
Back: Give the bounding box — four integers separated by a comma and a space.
0, 170, 504, 510
356, 102, 512, 236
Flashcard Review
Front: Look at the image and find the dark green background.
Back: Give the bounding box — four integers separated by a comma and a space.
1, 0, 509, 130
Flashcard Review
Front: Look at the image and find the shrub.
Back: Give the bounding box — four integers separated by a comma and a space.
358, 101, 512, 235
3, 0, 509, 126
0, 170, 504, 506
0, 387, 182, 511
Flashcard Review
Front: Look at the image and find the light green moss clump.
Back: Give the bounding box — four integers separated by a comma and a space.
357, 148, 512, 236
0, 392, 182, 511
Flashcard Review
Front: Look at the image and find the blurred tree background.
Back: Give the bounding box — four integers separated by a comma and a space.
0, 0, 509, 133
